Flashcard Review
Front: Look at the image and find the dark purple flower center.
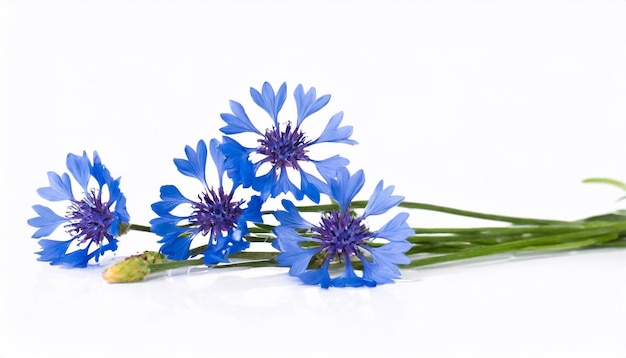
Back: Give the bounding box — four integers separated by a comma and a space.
66, 189, 114, 245
312, 210, 371, 261
190, 187, 244, 239
257, 122, 311, 170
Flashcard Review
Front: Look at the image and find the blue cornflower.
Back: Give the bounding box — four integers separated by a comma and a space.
219, 82, 357, 203
272, 168, 414, 288
150, 139, 263, 265
28, 151, 130, 268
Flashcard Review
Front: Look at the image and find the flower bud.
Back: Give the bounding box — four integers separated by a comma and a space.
102, 256, 150, 283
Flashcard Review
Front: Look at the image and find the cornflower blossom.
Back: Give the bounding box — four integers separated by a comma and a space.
219, 82, 357, 203
272, 168, 414, 288
150, 139, 263, 265
28, 151, 130, 267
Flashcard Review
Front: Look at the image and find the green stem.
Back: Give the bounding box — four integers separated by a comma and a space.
212, 259, 280, 270
403, 224, 626, 268
395, 201, 568, 225
517, 236, 616, 252
245, 235, 276, 243
149, 258, 205, 273
582, 177, 626, 191
595, 240, 626, 248
411, 221, 623, 246
412, 224, 584, 235
249, 223, 277, 233
407, 243, 476, 255
190, 222, 609, 257
293, 200, 569, 225
188, 245, 205, 257
129, 224, 152, 232
142, 224, 626, 280
229, 252, 279, 260
148, 252, 280, 274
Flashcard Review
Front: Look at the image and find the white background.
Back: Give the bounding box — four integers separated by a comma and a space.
1, 1, 626, 357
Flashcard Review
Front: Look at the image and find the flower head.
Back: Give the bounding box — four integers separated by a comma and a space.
272, 168, 414, 288
27, 151, 130, 267
150, 139, 263, 265
219, 82, 357, 203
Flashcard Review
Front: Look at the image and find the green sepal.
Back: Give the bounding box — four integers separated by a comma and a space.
117, 222, 131, 236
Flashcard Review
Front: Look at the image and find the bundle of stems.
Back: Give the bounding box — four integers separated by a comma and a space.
123, 198, 626, 280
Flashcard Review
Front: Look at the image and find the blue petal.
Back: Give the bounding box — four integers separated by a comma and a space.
224, 229, 250, 255
331, 258, 376, 288
203, 248, 230, 264
37, 172, 74, 201
203, 231, 250, 265
369, 242, 412, 265
251, 167, 304, 200
252, 169, 277, 200
240, 195, 264, 226
90, 151, 112, 188
299, 170, 321, 203
159, 233, 195, 260
220, 100, 262, 135
220, 136, 254, 159
48, 239, 119, 267
151, 219, 197, 260
106, 176, 122, 203
150, 213, 186, 236
203, 233, 234, 263
209, 138, 226, 186
151, 225, 187, 245
311, 156, 350, 183
220, 137, 256, 187
51, 247, 90, 268
298, 260, 332, 288
174, 140, 208, 187
108, 215, 121, 236
102, 175, 130, 224
330, 168, 364, 213
360, 257, 398, 285
273, 228, 330, 287
272, 226, 320, 276
273, 199, 314, 229
151, 185, 193, 214
363, 180, 405, 218
359, 242, 411, 285
250, 82, 287, 126
113, 193, 130, 224
314, 112, 358, 145
294, 84, 331, 126
28, 205, 68, 238
35, 239, 73, 262
66, 151, 91, 193
279, 247, 318, 277
300, 169, 330, 203
231, 155, 256, 189
272, 169, 303, 200
89, 239, 119, 263
373, 212, 415, 242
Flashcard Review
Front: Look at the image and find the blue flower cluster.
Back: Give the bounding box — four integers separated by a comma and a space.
28, 151, 129, 267
150, 139, 263, 265
29, 82, 413, 288
272, 169, 414, 288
